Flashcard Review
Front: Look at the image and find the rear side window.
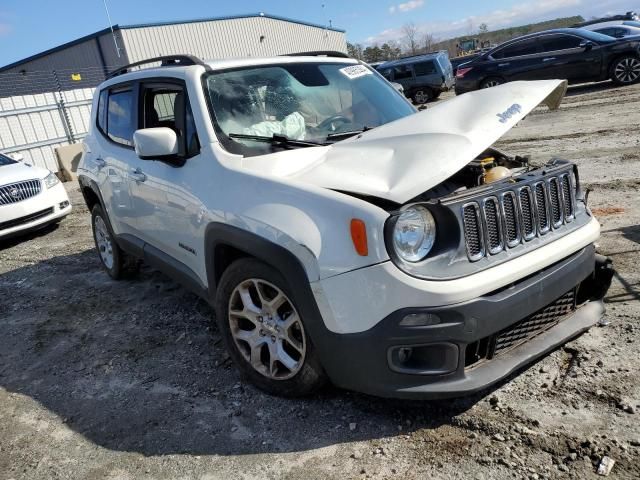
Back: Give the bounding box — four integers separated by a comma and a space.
393, 65, 413, 80
107, 90, 135, 146
539, 35, 583, 52
97, 90, 108, 133
414, 61, 437, 76
492, 38, 540, 59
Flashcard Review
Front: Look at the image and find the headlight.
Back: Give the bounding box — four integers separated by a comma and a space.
392, 206, 436, 262
44, 172, 59, 189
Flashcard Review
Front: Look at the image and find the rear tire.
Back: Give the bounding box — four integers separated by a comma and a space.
610, 55, 640, 86
413, 89, 432, 104
480, 77, 504, 89
91, 205, 138, 280
215, 258, 327, 397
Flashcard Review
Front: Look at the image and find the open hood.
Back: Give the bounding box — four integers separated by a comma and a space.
240, 80, 568, 204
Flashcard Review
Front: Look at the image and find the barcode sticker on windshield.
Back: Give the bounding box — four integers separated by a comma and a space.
339, 65, 373, 80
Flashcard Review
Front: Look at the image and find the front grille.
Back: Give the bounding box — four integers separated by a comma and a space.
462, 172, 576, 261
0, 207, 54, 231
465, 289, 577, 368
0, 179, 41, 205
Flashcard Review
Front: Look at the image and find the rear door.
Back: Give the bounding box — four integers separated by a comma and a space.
91, 84, 139, 237
537, 33, 602, 81
488, 37, 545, 81
413, 60, 441, 89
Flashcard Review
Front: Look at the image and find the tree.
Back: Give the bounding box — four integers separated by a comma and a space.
362, 45, 384, 63
478, 23, 489, 34
402, 22, 419, 55
420, 32, 434, 53
347, 42, 364, 60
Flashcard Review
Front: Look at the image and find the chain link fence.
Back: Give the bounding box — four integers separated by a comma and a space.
0, 66, 116, 172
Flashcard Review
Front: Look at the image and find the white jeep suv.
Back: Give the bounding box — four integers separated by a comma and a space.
78, 54, 613, 398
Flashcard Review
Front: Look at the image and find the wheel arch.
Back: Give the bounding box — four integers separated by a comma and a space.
204, 222, 319, 298
78, 174, 103, 212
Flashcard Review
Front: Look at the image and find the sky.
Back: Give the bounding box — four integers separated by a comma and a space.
0, 0, 637, 66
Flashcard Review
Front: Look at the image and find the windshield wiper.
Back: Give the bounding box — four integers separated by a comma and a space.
228, 133, 326, 148
325, 126, 373, 141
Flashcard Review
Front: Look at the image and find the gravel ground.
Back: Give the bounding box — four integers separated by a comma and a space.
0, 81, 638, 480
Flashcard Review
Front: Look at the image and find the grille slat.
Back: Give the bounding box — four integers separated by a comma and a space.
0, 179, 42, 205
534, 182, 550, 234
502, 192, 519, 246
463, 203, 483, 260
483, 198, 503, 254
518, 187, 536, 240
560, 174, 574, 221
548, 178, 563, 228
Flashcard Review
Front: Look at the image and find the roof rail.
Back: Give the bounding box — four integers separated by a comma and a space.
107, 55, 210, 79
283, 51, 350, 58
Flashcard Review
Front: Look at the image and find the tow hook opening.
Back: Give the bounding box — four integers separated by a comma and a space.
577, 254, 615, 304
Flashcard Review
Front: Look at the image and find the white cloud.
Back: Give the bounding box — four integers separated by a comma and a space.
365, 0, 635, 45
389, 1, 424, 15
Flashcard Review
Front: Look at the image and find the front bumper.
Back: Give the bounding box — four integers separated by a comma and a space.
311, 245, 612, 399
0, 182, 71, 239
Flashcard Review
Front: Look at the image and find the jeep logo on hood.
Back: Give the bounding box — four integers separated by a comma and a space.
497, 104, 522, 123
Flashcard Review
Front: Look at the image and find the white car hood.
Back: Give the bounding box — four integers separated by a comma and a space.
240, 80, 568, 204
0, 161, 48, 185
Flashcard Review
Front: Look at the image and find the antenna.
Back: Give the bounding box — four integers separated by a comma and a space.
102, 0, 122, 58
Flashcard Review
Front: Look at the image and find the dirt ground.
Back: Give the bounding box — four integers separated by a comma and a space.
1, 81, 639, 480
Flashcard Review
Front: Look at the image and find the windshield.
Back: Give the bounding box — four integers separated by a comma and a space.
0, 153, 17, 166
203, 62, 416, 156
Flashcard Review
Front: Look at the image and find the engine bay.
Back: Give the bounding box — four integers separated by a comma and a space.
414, 147, 532, 202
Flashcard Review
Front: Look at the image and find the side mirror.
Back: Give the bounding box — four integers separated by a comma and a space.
133, 128, 179, 160
580, 41, 594, 51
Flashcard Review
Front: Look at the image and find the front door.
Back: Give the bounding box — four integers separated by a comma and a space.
536, 33, 602, 82
128, 80, 204, 278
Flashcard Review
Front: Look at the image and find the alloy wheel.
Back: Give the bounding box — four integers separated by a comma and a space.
94, 216, 114, 269
615, 57, 640, 84
482, 79, 502, 88
228, 279, 306, 380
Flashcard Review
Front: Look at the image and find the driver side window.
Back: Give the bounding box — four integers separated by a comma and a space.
141, 82, 200, 158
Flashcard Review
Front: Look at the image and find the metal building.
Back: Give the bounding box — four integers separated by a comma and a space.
0, 13, 347, 171
0, 13, 347, 94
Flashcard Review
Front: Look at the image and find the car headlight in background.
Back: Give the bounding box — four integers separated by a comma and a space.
392, 206, 436, 262
44, 172, 60, 189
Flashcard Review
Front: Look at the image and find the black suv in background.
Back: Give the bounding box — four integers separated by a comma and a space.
455, 29, 640, 94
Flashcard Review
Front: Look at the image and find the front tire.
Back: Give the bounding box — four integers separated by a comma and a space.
610, 55, 640, 86
91, 205, 136, 280
215, 258, 326, 397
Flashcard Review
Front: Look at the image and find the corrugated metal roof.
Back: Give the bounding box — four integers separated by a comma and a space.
122, 12, 345, 33
0, 13, 344, 72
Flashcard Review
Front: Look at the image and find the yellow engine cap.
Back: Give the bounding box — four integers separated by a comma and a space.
484, 166, 512, 184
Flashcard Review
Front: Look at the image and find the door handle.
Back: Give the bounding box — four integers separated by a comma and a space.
94, 157, 106, 169
498, 63, 510, 67
130, 168, 147, 183
543, 57, 556, 62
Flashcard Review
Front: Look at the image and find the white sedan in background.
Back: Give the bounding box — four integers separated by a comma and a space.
0, 153, 71, 240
